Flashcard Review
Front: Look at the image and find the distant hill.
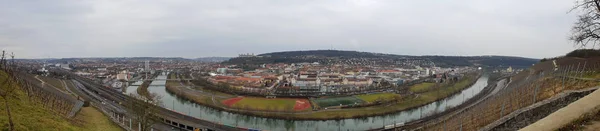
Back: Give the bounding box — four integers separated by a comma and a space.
23, 57, 231, 63
223, 50, 539, 68
565, 49, 600, 58
422, 55, 538, 67
44, 57, 190, 63
260, 50, 403, 58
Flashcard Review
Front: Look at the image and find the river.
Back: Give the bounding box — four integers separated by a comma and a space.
136, 72, 489, 131
125, 81, 143, 95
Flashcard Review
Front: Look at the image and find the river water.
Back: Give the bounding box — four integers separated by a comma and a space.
139, 72, 489, 131
125, 81, 143, 95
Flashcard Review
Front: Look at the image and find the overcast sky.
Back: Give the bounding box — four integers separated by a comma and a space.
0, 0, 585, 59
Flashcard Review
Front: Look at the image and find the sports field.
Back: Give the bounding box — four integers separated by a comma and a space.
221, 97, 311, 111
356, 93, 401, 103
312, 96, 365, 108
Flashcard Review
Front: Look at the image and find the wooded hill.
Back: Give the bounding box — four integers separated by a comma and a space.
223, 50, 538, 68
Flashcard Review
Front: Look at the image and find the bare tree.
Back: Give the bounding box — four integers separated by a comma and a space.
571, 0, 600, 48
127, 93, 163, 131
0, 51, 17, 131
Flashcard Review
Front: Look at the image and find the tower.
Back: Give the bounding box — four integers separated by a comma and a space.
144, 61, 150, 81
144, 61, 150, 71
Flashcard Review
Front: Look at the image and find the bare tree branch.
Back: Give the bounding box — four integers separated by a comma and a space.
0, 51, 17, 131
571, 0, 600, 49
127, 93, 162, 131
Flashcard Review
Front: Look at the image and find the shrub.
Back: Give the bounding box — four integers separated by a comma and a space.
566, 49, 600, 58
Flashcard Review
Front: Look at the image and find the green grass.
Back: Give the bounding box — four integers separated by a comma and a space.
292, 77, 473, 118
419, 76, 475, 102
357, 93, 401, 103
0, 71, 123, 131
0, 92, 82, 131
583, 72, 600, 79
73, 107, 124, 131
286, 75, 478, 119
410, 82, 436, 93
313, 96, 364, 108
232, 97, 297, 111
166, 85, 215, 104
168, 73, 234, 98
166, 71, 480, 120
277, 96, 433, 119
39, 76, 67, 91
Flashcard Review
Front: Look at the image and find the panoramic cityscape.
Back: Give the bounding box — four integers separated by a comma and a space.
2, 0, 600, 131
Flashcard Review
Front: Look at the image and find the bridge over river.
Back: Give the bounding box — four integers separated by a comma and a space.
129, 78, 193, 86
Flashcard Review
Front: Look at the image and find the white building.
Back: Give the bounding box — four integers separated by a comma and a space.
291, 78, 319, 87
238, 53, 257, 57
216, 68, 228, 74
116, 70, 130, 81
60, 63, 71, 70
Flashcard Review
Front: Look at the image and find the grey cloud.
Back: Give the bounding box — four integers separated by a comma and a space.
0, 0, 580, 58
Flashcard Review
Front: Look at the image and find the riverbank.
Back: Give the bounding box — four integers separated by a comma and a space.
396, 76, 503, 130
136, 81, 151, 99
164, 72, 483, 120
136, 72, 160, 99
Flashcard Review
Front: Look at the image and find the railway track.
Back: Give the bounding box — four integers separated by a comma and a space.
54, 69, 243, 131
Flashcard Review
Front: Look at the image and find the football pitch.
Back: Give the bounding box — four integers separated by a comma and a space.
312, 96, 365, 108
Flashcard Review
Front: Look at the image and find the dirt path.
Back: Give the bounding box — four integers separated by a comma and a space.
584, 121, 600, 131
34, 75, 72, 95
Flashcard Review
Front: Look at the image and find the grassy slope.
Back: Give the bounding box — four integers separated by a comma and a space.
0, 90, 83, 131
166, 73, 232, 100
38, 76, 66, 91
165, 76, 220, 107
418, 76, 475, 102
0, 88, 122, 131
73, 107, 123, 131
410, 82, 435, 93
176, 75, 233, 97
0, 72, 122, 131
357, 93, 401, 103
63, 80, 78, 97
584, 73, 600, 79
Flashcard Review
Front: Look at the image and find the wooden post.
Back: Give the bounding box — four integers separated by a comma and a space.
580, 61, 587, 78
